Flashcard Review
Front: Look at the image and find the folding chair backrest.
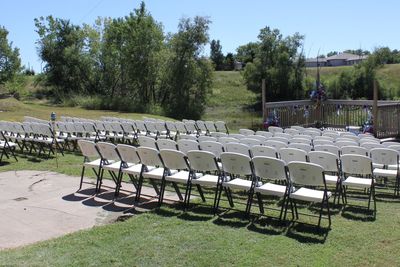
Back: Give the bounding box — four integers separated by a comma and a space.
196, 120, 208, 133
341, 154, 372, 176
210, 132, 227, 138
78, 140, 99, 158
274, 132, 292, 139
175, 122, 187, 133
341, 145, 368, 156
388, 144, 400, 153
220, 152, 253, 176
264, 140, 287, 150
165, 121, 177, 133
177, 139, 199, 154
268, 126, 283, 134
308, 151, 339, 173
313, 139, 334, 146
199, 141, 224, 158
252, 156, 287, 181
187, 150, 219, 172
250, 135, 267, 142
229, 134, 245, 140
360, 142, 384, 151
251, 145, 278, 158
96, 142, 119, 161
359, 137, 380, 144
138, 136, 157, 149
382, 141, 399, 147
137, 147, 163, 167
184, 121, 198, 134
288, 142, 312, 153
111, 122, 123, 133
198, 136, 217, 142
291, 125, 305, 132
116, 144, 140, 164
288, 161, 325, 186
179, 135, 197, 141
313, 144, 339, 156
370, 148, 399, 166
239, 129, 255, 136
279, 147, 307, 164
290, 137, 311, 145
284, 128, 299, 136
322, 131, 340, 139
160, 149, 188, 170
218, 137, 239, 146
82, 122, 96, 134
135, 121, 148, 133
240, 138, 261, 147
225, 142, 250, 157
335, 140, 358, 148
314, 135, 334, 142
215, 121, 228, 133
205, 121, 217, 133
269, 136, 289, 144
157, 139, 178, 150
255, 131, 273, 138
341, 134, 359, 142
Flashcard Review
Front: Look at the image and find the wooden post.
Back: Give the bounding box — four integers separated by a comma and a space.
262, 79, 266, 122
373, 79, 378, 137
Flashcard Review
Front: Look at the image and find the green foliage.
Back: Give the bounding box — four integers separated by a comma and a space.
34, 2, 213, 119
0, 26, 21, 85
235, 42, 258, 64
162, 17, 213, 120
210, 39, 224, 70
242, 26, 305, 101
224, 52, 235, 71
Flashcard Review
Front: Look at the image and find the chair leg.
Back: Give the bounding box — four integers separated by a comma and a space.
293, 200, 299, 219
158, 179, 166, 206
326, 197, 331, 229
186, 182, 194, 208
256, 192, 264, 214
212, 184, 220, 215
135, 176, 144, 202
196, 184, 206, 202
224, 187, 234, 207
172, 182, 183, 201
279, 194, 287, 221
215, 185, 224, 213
246, 190, 254, 216
78, 166, 86, 191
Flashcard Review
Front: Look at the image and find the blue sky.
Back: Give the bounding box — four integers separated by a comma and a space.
1, 0, 399, 72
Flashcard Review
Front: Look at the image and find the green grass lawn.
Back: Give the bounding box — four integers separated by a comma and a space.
1, 149, 400, 266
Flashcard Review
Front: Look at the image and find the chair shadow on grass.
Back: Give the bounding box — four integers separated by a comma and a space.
341, 205, 376, 222
213, 210, 251, 228
177, 205, 215, 222
247, 216, 286, 236
375, 193, 400, 203
0, 161, 11, 166
286, 222, 330, 244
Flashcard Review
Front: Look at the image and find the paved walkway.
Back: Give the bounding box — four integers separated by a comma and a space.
0, 170, 180, 250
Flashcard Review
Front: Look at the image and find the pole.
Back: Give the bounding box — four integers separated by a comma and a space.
373, 80, 378, 137
262, 79, 266, 123
51, 112, 58, 168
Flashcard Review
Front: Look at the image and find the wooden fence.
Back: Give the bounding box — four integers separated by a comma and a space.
264, 99, 400, 138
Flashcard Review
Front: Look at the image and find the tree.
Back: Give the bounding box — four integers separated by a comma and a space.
242, 26, 305, 101
0, 26, 21, 84
210, 39, 224, 70
224, 52, 235, 70
326, 51, 338, 57
236, 42, 258, 64
162, 16, 213, 119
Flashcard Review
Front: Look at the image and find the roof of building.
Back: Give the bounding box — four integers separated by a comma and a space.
305, 57, 327, 63
306, 52, 368, 63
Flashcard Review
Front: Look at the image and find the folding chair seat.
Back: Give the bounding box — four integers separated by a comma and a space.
252, 156, 289, 219
279, 147, 307, 164
187, 150, 222, 212
286, 161, 331, 228
250, 145, 278, 158
255, 131, 273, 138
138, 136, 158, 150
160, 149, 198, 205
341, 154, 376, 215
156, 139, 178, 150
96, 142, 122, 194
216, 152, 256, 214
239, 129, 255, 136
135, 147, 168, 202
308, 151, 342, 204
225, 142, 251, 157
370, 148, 399, 196
177, 139, 199, 155
77, 140, 103, 191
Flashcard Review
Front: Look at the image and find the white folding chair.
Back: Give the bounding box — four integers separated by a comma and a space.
117, 144, 142, 193
177, 139, 199, 155
252, 156, 289, 219
340, 145, 368, 156
264, 140, 287, 151
138, 136, 158, 150
198, 136, 217, 142
199, 141, 224, 159
157, 139, 178, 150
77, 140, 102, 191
225, 142, 251, 157
187, 150, 222, 213
268, 126, 284, 135
288, 142, 312, 153
240, 138, 261, 147
255, 131, 273, 138
341, 154, 376, 216
216, 152, 256, 214
286, 161, 331, 228
314, 144, 340, 157
239, 129, 255, 136
215, 121, 229, 134
96, 142, 122, 195
370, 148, 399, 196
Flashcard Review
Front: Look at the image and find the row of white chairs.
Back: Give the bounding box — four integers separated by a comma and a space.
79, 139, 388, 227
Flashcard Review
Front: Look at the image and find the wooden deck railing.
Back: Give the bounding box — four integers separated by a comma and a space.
264, 99, 400, 138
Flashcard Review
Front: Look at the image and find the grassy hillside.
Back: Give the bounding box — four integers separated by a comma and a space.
203, 71, 259, 130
